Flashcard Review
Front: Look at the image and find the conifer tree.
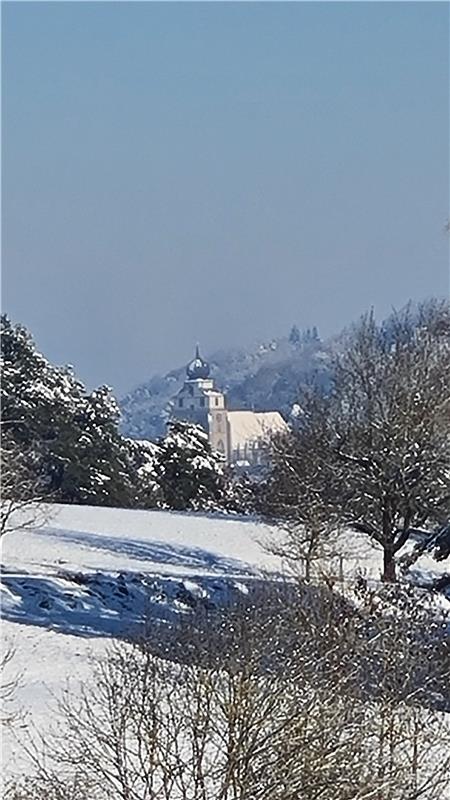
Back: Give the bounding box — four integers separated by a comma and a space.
1, 315, 143, 507
289, 324, 301, 346
155, 420, 227, 511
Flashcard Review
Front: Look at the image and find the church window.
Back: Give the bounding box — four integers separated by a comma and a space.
188, 386, 194, 397
217, 439, 225, 453
215, 397, 219, 406
200, 397, 205, 407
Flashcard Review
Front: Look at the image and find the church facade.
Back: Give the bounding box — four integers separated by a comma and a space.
172, 346, 287, 466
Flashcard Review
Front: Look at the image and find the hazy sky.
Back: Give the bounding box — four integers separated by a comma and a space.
3, 2, 449, 395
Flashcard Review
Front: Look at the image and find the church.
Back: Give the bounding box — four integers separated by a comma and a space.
171, 346, 287, 466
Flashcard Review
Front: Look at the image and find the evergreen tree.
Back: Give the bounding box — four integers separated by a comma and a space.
1, 316, 249, 515
0, 315, 145, 507
288, 325, 300, 346
155, 420, 228, 511
126, 437, 162, 508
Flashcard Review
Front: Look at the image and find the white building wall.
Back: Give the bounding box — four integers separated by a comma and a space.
172, 371, 286, 467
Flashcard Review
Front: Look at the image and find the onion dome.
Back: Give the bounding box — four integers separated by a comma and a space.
186, 344, 210, 380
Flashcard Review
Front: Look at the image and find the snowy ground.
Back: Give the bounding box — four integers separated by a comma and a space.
1, 505, 286, 638
1, 504, 285, 777
1, 503, 449, 781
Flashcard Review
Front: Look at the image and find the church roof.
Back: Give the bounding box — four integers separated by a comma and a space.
227, 410, 287, 450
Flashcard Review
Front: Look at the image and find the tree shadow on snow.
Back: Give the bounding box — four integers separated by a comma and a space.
34, 527, 255, 576
0, 567, 277, 640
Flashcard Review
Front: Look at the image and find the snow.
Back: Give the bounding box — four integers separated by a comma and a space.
227, 410, 287, 451
1, 503, 449, 782
1, 504, 285, 777
1, 504, 284, 631
2, 622, 108, 779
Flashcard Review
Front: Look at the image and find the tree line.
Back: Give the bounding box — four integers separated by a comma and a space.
0, 315, 240, 523
263, 299, 450, 581
2, 300, 450, 583
2, 301, 450, 799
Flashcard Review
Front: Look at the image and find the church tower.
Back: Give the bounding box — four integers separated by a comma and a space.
172, 346, 229, 460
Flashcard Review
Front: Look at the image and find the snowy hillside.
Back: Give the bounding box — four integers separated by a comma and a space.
2, 505, 285, 639
119, 334, 331, 440
2, 504, 449, 783
2, 504, 284, 776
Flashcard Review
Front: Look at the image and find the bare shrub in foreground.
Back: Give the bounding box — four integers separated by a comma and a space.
3, 776, 93, 800
1, 641, 24, 729
11, 582, 450, 800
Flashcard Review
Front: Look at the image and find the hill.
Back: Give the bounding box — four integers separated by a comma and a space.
2, 504, 283, 776
120, 328, 332, 440
2, 504, 449, 785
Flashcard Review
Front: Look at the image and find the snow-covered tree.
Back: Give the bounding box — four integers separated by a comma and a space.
125, 437, 162, 508
155, 420, 228, 511
1, 316, 245, 514
288, 324, 300, 346
0, 432, 48, 536
264, 300, 450, 581
1, 316, 146, 508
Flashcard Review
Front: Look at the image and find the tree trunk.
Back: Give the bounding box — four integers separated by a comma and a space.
382, 507, 396, 582
382, 547, 396, 582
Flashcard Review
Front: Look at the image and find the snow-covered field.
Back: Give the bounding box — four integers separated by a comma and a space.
1, 503, 449, 781
2, 504, 285, 636
1, 504, 285, 776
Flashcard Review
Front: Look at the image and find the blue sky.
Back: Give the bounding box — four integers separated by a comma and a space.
3, 2, 449, 394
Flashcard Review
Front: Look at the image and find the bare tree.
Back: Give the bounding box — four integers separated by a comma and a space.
0, 434, 48, 536
263, 300, 450, 581
1, 640, 23, 730
263, 406, 345, 580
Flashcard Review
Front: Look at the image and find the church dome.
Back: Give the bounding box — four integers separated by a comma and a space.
186, 345, 210, 380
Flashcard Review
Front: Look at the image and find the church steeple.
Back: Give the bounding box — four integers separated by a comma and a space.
186, 344, 210, 380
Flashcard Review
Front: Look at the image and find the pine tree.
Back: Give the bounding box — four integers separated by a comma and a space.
1, 316, 247, 515
155, 420, 228, 511
289, 325, 301, 346
0, 315, 146, 508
